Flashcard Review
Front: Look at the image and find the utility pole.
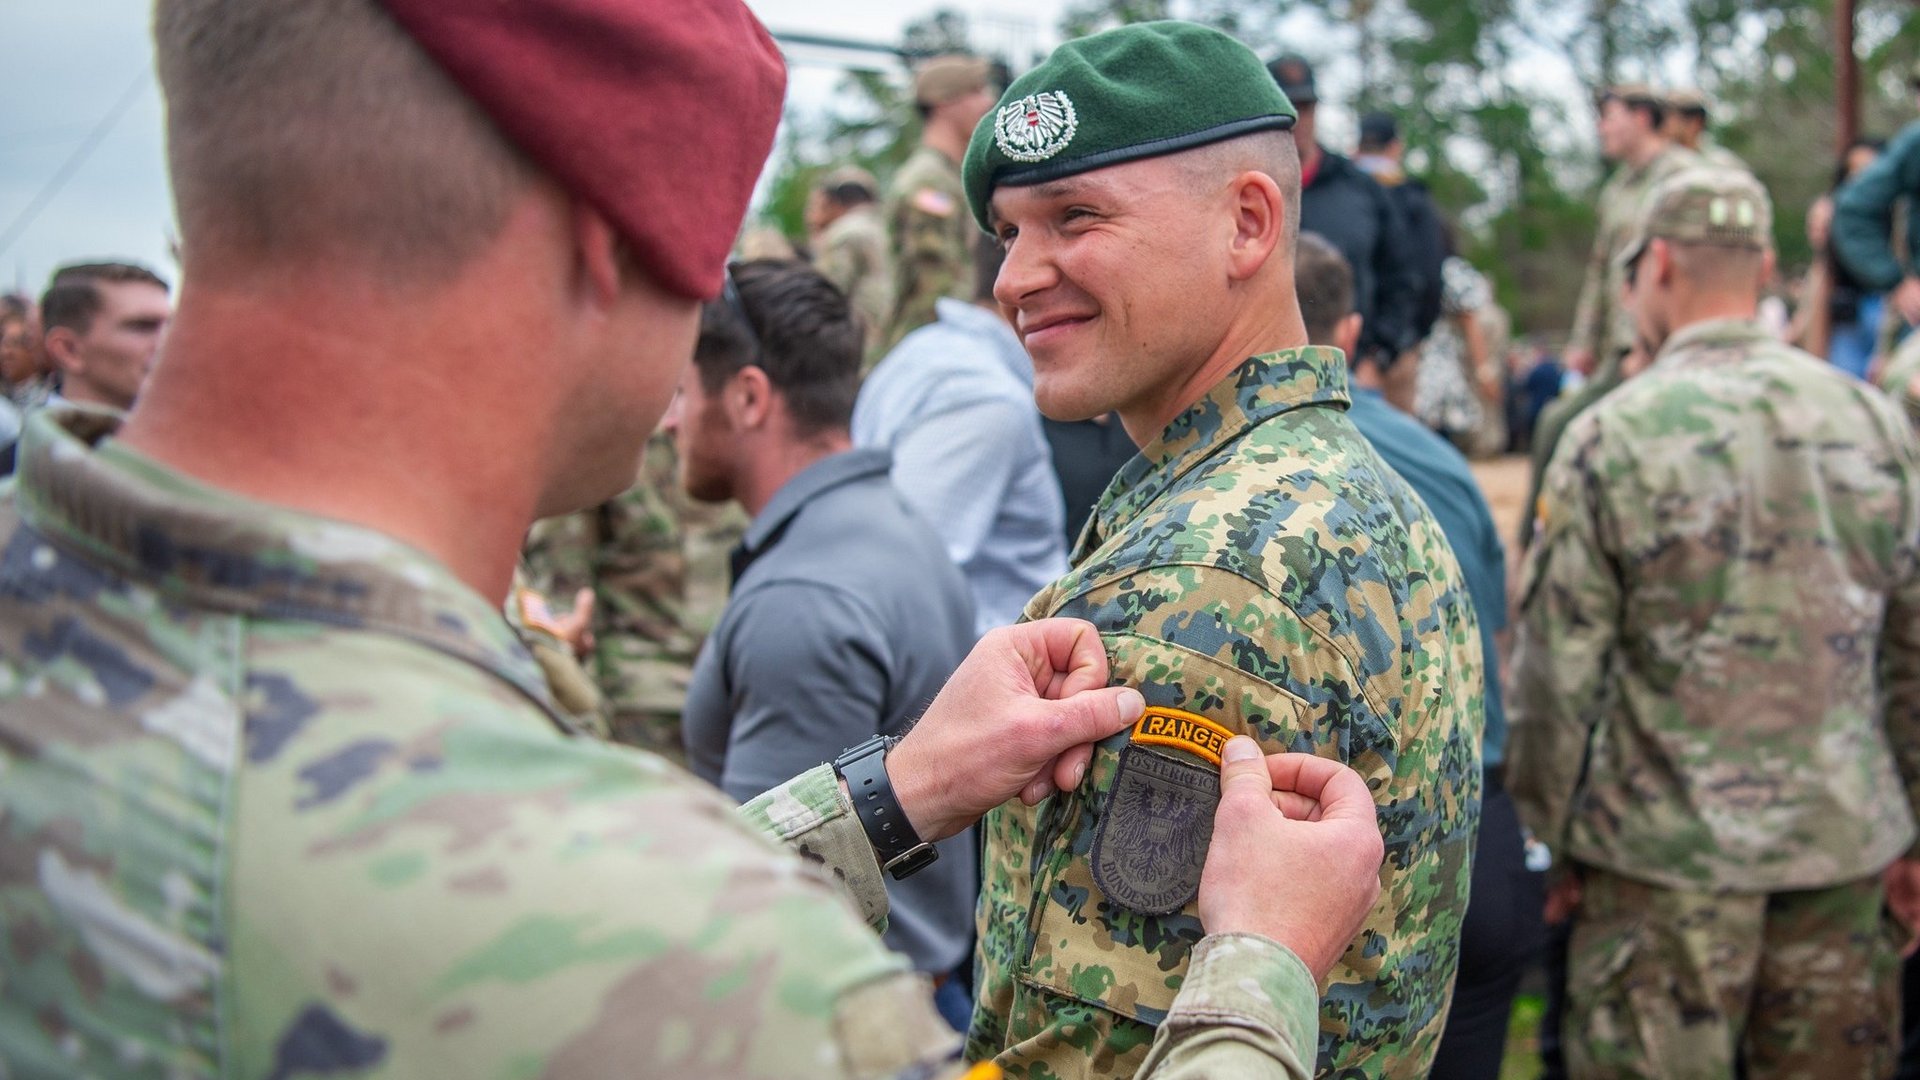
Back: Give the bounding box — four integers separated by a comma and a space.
1836, 0, 1857, 155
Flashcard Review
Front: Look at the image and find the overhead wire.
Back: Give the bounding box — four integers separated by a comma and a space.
0, 68, 152, 259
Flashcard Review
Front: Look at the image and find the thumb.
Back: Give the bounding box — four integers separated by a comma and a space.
1217, 736, 1271, 803
1041, 686, 1144, 746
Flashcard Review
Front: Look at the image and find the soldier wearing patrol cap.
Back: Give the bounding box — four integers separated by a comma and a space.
1523, 83, 1698, 552
0, 0, 1396, 1075
884, 54, 996, 349
1662, 87, 1748, 172
1509, 165, 1920, 1079
964, 21, 1484, 1080
807, 164, 897, 361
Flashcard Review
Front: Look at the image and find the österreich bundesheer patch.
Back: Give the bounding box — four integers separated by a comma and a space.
1092, 742, 1220, 916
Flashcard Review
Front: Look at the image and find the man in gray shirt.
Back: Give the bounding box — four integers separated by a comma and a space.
670, 260, 980, 1026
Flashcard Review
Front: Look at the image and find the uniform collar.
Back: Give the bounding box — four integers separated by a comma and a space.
1084, 347, 1350, 551
1652, 317, 1772, 369
11, 408, 561, 721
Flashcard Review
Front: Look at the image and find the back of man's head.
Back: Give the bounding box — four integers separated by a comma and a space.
1294, 233, 1355, 347
696, 260, 862, 436
40, 262, 170, 336
155, 0, 534, 284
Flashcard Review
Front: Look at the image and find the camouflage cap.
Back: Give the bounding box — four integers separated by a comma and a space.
1598, 82, 1663, 110
962, 21, 1297, 230
817, 164, 880, 197
1665, 87, 1710, 116
1617, 165, 1773, 271
914, 55, 992, 107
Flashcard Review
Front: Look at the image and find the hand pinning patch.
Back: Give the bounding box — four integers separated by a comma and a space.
994, 91, 1078, 162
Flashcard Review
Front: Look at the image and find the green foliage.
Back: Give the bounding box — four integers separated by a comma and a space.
763, 0, 1920, 336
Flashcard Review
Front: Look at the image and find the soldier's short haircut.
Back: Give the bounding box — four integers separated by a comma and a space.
1174, 130, 1303, 257
1669, 241, 1768, 294
1292, 233, 1355, 346
695, 260, 862, 436
41, 262, 170, 336
822, 182, 876, 208
154, 0, 534, 282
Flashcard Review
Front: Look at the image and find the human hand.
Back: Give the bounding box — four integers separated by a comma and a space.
1886, 858, 1920, 958
886, 619, 1143, 843
553, 587, 595, 659
1544, 870, 1583, 924
1893, 277, 1920, 327
1196, 738, 1383, 981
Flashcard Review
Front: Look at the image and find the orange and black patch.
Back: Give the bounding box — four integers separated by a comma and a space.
1129, 707, 1235, 767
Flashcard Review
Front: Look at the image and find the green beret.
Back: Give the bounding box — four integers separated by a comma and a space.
962, 21, 1298, 231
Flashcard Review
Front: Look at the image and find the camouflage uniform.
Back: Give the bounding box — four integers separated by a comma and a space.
1523, 141, 1698, 548
1509, 316, 1920, 1079
521, 430, 743, 761
884, 146, 973, 349
1879, 330, 1920, 427
504, 566, 610, 737
813, 202, 896, 364
0, 407, 1332, 1079
968, 348, 1486, 1080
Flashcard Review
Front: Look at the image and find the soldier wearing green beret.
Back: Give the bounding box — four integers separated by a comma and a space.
962, 21, 1484, 1080
1509, 166, 1920, 1079
885, 55, 995, 350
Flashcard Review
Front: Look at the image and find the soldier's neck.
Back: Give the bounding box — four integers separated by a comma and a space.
922, 125, 969, 166
117, 282, 548, 607
1624, 136, 1669, 171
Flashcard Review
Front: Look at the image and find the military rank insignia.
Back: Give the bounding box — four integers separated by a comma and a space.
1091, 707, 1233, 916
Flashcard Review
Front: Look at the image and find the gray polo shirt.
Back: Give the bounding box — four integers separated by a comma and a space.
682, 448, 978, 974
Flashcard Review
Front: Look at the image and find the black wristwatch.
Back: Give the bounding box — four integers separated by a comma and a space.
833, 735, 939, 880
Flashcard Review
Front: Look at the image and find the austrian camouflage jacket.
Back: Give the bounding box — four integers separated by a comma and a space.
0, 408, 1328, 1079
967, 348, 1485, 1080
1509, 318, 1920, 892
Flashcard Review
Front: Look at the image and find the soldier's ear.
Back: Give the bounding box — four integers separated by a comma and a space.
41, 326, 83, 375
1225, 170, 1285, 281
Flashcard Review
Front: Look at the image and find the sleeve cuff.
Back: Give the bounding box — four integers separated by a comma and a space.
1165, 932, 1319, 1046
737, 764, 891, 930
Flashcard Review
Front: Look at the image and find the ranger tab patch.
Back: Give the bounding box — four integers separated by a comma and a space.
1130, 707, 1235, 766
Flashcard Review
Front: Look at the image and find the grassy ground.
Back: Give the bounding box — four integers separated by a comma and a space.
1502, 993, 1545, 1080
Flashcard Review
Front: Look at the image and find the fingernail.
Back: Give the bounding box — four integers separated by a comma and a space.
1221, 736, 1260, 764
1115, 688, 1145, 723
1072, 760, 1088, 788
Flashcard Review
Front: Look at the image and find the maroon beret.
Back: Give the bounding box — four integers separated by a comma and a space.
375, 0, 786, 300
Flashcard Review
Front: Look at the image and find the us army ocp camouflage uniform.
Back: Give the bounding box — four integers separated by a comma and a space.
968, 348, 1485, 1080
1508, 318, 1920, 1078
813, 202, 896, 364
1524, 141, 1699, 548
884, 145, 974, 348
521, 430, 743, 761
0, 408, 1336, 1079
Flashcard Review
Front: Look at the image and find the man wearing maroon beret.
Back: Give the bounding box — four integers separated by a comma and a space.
0, 0, 1386, 1076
